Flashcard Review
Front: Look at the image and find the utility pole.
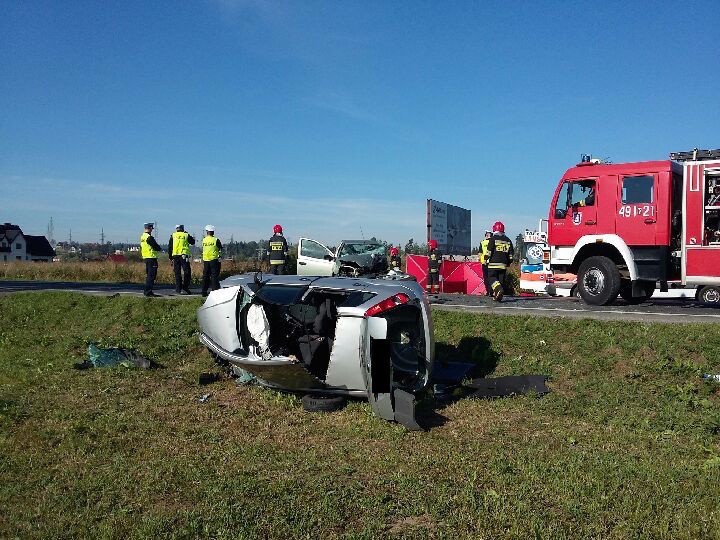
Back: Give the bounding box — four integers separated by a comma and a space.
69, 228, 72, 244
100, 227, 105, 245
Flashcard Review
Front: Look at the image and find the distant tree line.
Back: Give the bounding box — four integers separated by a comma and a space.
53, 234, 528, 263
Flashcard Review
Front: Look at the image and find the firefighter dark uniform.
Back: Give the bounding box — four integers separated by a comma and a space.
168, 225, 195, 294
389, 247, 402, 271
427, 241, 441, 294
140, 223, 162, 297
268, 224, 288, 275
480, 232, 492, 297
201, 226, 223, 297
390, 254, 402, 271
487, 230, 514, 302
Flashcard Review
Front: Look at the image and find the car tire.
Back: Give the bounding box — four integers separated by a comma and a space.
619, 280, 655, 305
698, 285, 720, 306
301, 394, 346, 413
577, 256, 621, 306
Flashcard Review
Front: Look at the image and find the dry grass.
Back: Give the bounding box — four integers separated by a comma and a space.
0, 260, 266, 285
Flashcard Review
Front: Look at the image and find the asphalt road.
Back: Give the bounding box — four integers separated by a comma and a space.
429, 293, 720, 324
2, 280, 720, 324
0, 280, 196, 299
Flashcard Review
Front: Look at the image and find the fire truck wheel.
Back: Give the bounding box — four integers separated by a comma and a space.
698, 286, 720, 306
577, 256, 621, 306
619, 280, 655, 305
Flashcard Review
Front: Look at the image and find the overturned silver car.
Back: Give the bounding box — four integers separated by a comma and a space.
197, 274, 434, 429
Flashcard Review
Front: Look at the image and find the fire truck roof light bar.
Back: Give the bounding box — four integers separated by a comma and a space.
670, 149, 720, 162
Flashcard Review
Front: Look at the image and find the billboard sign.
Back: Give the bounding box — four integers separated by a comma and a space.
427, 199, 472, 255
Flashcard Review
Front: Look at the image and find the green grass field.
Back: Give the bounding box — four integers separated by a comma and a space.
1, 292, 720, 539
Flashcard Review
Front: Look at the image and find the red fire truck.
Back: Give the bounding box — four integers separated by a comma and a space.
544, 149, 720, 305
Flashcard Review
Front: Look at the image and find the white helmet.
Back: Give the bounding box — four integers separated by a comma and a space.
205, 225, 215, 232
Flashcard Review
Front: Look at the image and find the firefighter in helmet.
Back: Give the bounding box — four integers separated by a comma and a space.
201, 225, 223, 297
486, 221, 514, 302
427, 239, 442, 294
168, 224, 195, 294
267, 224, 289, 275
480, 230, 492, 296
389, 246, 402, 272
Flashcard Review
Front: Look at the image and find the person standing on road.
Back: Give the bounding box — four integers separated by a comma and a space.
480, 230, 492, 297
140, 222, 163, 297
168, 224, 195, 294
389, 246, 402, 271
201, 225, 223, 297
427, 239, 442, 295
486, 221, 514, 302
267, 224, 288, 275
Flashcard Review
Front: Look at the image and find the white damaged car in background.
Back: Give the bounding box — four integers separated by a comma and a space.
197, 273, 434, 429
296, 238, 390, 277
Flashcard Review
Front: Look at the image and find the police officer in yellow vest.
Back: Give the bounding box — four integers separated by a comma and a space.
168, 224, 195, 294
201, 225, 223, 297
140, 222, 163, 297
480, 230, 492, 297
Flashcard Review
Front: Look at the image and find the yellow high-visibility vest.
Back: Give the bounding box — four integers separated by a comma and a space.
202, 236, 220, 261
480, 238, 490, 264
140, 232, 159, 259
172, 231, 191, 256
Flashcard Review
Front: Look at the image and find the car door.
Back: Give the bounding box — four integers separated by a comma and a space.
361, 316, 421, 430
297, 238, 335, 276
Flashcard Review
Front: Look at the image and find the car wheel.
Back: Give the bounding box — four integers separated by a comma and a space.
301, 394, 346, 413
619, 280, 655, 305
698, 285, 720, 306
577, 256, 621, 306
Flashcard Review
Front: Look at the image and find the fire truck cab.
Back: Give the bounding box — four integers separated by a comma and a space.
546, 149, 720, 305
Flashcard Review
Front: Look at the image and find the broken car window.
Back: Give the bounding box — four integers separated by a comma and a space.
254, 285, 307, 305
339, 243, 385, 257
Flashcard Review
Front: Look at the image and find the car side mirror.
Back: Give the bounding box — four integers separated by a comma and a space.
555, 209, 567, 219
323, 254, 335, 261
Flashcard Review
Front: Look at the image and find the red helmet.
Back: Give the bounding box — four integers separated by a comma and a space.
389, 247, 399, 256
428, 239, 438, 250
273, 224, 283, 234
492, 221, 505, 233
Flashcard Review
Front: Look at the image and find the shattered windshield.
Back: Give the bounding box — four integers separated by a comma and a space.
338, 243, 385, 257
253, 285, 307, 305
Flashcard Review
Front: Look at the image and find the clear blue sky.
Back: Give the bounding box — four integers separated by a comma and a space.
2, 0, 719, 246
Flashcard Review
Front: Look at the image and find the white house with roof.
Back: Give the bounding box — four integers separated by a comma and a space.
0, 222, 56, 262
